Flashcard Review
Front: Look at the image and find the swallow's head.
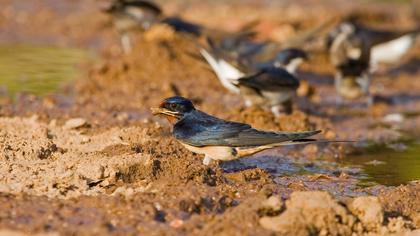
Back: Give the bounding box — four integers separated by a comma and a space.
272, 48, 308, 74
101, 0, 162, 15
273, 48, 308, 66
151, 96, 195, 122
326, 21, 356, 49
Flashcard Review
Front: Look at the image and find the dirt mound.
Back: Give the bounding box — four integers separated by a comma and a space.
0, 116, 232, 198
0, 116, 156, 198
259, 191, 418, 235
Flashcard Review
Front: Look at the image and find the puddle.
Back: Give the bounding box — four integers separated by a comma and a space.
340, 140, 420, 186
0, 44, 91, 97
221, 140, 420, 187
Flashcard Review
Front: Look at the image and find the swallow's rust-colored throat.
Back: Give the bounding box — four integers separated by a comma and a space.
151, 107, 181, 124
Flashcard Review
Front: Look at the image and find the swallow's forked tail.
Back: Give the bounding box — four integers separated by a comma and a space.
199, 48, 243, 93
236, 130, 350, 158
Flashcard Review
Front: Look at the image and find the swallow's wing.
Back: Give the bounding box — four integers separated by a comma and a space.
174, 111, 251, 146
127, 0, 162, 12
226, 129, 321, 147
237, 68, 300, 92
161, 17, 202, 36
124, 0, 162, 17
174, 111, 320, 147
359, 26, 420, 47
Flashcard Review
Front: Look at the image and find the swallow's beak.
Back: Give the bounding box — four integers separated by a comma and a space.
151, 107, 181, 118
151, 107, 164, 115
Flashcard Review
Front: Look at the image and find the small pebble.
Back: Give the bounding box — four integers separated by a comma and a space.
64, 118, 87, 130
170, 219, 184, 228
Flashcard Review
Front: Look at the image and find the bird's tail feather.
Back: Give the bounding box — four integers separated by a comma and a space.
236, 139, 351, 158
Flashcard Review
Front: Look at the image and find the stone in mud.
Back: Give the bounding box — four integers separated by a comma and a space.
63, 118, 87, 130
258, 195, 284, 216
259, 191, 356, 235
348, 196, 383, 231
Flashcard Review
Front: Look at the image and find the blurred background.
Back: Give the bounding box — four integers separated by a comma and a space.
0, 0, 419, 97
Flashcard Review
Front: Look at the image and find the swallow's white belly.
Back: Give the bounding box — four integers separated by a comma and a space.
261, 90, 295, 106
239, 86, 294, 107
181, 143, 238, 161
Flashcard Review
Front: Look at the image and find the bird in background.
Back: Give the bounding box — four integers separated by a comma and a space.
102, 0, 257, 54
327, 21, 373, 104
200, 41, 303, 115
198, 17, 337, 93
327, 19, 420, 104
102, 0, 163, 53
152, 96, 321, 165
327, 19, 420, 72
232, 66, 300, 115
254, 48, 309, 75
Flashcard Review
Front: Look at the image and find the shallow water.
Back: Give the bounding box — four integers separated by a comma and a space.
341, 140, 420, 186
222, 140, 420, 187
0, 44, 91, 97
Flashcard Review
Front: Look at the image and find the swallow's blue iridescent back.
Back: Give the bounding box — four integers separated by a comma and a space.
173, 110, 320, 147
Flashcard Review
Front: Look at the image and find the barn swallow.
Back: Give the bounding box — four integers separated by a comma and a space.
151, 96, 321, 165
254, 48, 308, 75
328, 18, 420, 103
327, 21, 373, 103
200, 44, 302, 114
199, 17, 336, 80
103, 0, 257, 53
200, 43, 307, 90
232, 66, 300, 115
102, 0, 162, 53
327, 20, 420, 72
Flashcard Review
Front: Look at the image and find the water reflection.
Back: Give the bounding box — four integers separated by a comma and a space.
0, 44, 90, 96
341, 140, 420, 186
221, 140, 420, 186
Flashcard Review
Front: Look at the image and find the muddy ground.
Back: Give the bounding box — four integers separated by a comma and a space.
0, 0, 420, 235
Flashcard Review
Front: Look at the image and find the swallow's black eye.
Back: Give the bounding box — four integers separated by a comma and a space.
170, 103, 178, 110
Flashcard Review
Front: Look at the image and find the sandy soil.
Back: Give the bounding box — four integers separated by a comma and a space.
0, 0, 419, 235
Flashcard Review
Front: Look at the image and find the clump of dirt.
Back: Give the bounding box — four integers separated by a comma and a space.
259, 191, 418, 235
379, 182, 420, 227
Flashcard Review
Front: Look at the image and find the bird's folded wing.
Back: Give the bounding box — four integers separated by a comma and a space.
238, 69, 300, 91
174, 111, 251, 146
362, 28, 420, 46
221, 129, 321, 147
174, 110, 320, 147
187, 129, 320, 147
